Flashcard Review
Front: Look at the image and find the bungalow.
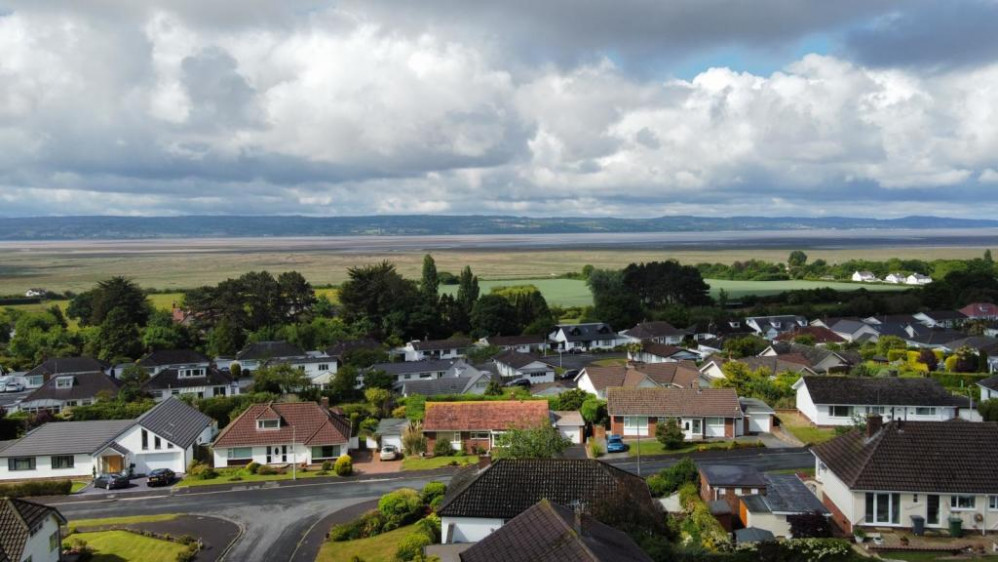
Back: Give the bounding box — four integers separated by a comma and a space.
265, 355, 338, 387
827, 319, 880, 344
979, 375, 998, 401
477, 335, 549, 354
401, 338, 472, 362
851, 271, 878, 282
884, 272, 906, 284
739, 474, 829, 539
606, 387, 743, 440
437, 459, 657, 544
0, 498, 66, 562
906, 273, 932, 285
576, 362, 702, 399
627, 341, 701, 364
619, 321, 686, 345
549, 323, 620, 352
744, 316, 808, 340
422, 400, 550, 455
739, 356, 818, 377
959, 302, 998, 320
398, 368, 494, 397
793, 376, 971, 427
15, 371, 120, 414
761, 342, 858, 374
812, 418, 998, 533
231, 340, 308, 373
136, 349, 211, 376
141, 366, 237, 401
0, 397, 215, 480
20, 357, 108, 389
212, 400, 351, 468
366, 359, 467, 387
491, 350, 555, 384
913, 310, 967, 328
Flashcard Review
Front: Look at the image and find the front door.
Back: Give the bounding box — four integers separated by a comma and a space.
689, 419, 702, 439
266, 446, 272, 464
927, 495, 940, 526
281, 445, 288, 463
105, 455, 123, 473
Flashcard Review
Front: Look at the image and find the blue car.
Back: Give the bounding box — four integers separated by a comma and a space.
605, 434, 628, 453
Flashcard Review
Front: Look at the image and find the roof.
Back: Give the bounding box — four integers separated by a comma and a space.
411, 338, 472, 351
136, 397, 214, 449
0, 419, 135, 457
142, 366, 233, 391
734, 527, 775, 544
399, 371, 492, 397
580, 363, 700, 392
0, 498, 66, 561
979, 375, 998, 392
20, 371, 121, 404
551, 410, 584, 427
555, 323, 615, 342
757, 474, 828, 514
236, 340, 306, 360
739, 397, 775, 415
369, 359, 460, 375
459, 499, 653, 562
493, 350, 550, 370
798, 376, 969, 407
423, 400, 550, 431
920, 310, 968, 322
622, 321, 684, 340
767, 342, 854, 368
829, 319, 875, 336
699, 464, 767, 488
739, 356, 817, 375
136, 349, 209, 367
24, 356, 106, 378
639, 342, 693, 358
439, 459, 655, 520
482, 335, 547, 347
606, 387, 742, 418
708, 499, 732, 515
375, 418, 409, 435
773, 326, 846, 345
960, 302, 998, 318
325, 338, 382, 357
946, 336, 998, 354
812, 420, 998, 494
213, 402, 350, 448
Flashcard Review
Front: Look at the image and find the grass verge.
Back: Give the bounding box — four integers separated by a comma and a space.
875, 552, 998, 562
316, 523, 415, 562
68, 513, 181, 532
175, 467, 335, 488
70, 530, 188, 562
70, 481, 90, 493
627, 439, 760, 457
401, 455, 476, 471
776, 414, 837, 445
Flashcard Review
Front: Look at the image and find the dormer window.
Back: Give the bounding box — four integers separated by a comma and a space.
179, 368, 206, 378
257, 419, 280, 430
55, 377, 73, 389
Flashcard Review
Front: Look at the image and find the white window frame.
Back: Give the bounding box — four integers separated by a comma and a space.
623, 416, 649, 437
179, 368, 206, 378
469, 432, 490, 440
866, 406, 885, 415
227, 447, 253, 460
257, 419, 280, 430
829, 405, 852, 418
55, 377, 73, 389
866, 492, 901, 525
950, 495, 976, 510
915, 407, 937, 416
989, 496, 998, 511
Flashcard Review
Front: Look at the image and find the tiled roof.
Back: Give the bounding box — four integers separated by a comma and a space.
213, 402, 350, 448
622, 321, 684, 340
699, 464, 767, 488
136, 396, 214, 449
581, 363, 699, 392
739, 356, 816, 375
0, 419, 134, 457
24, 356, 107, 378
137, 349, 209, 367
639, 342, 690, 358
493, 350, 549, 370
482, 335, 547, 347
236, 340, 306, 360
799, 376, 969, 407
399, 371, 492, 397
439, 459, 656, 520
411, 338, 472, 351
606, 387, 741, 418
945, 336, 998, 354
812, 420, 998, 494
979, 375, 998, 392
21, 371, 120, 403
375, 418, 409, 435
556, 323, 615, 342
551, 411, 584, 427
424, 400, 550, 431
735, 527, 775, 544
459, 499, 653, 562
921, 310, 968, 322
142, 366, 233, 391
774, 326, 846, 344
0, 498, 65, 562
369, 359, 459, 375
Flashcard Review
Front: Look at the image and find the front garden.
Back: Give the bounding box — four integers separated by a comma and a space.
176, 456, 353, 488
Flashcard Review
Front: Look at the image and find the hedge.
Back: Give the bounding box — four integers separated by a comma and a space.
0, 479, 72, 497
930, 372, 990, 388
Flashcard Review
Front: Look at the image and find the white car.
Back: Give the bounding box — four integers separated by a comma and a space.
379, 445, 400, 461
2, 381, 23, 393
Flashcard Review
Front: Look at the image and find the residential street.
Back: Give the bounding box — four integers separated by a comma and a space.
40, 448, 814, 562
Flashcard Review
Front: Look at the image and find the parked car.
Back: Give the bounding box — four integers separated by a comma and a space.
504, 378, 531, 388
93, 473, 130, 490
2, 381, 23, 393
380, 445, 400, 461
146, 468, 176, 487
605, 434, 628, 453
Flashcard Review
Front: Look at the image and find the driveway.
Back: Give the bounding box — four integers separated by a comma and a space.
351, 450, 402, 474
76, 475, 182, 496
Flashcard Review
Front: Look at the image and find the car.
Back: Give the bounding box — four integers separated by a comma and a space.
2, 381, 23, 393
93, 473, 130, 490
379, 445, 400, 461
504, 378, 531, 388
146, 468, 176, 487
605, 434, 628, 453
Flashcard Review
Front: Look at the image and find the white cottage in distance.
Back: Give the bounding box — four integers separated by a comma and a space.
851, 271, 879, 283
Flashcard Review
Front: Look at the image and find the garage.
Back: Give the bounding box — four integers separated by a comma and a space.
705, 417, 726, 438
747, 413, 771, 433
134, 452, 183, 474
553, 411, 584, 444
739, 397, 775, 434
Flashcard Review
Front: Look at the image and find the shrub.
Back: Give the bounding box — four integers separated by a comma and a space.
433, 439, 454, 457
413, 514, 441, 542
0, 479, 72, 497
394, 532, 431, 562
588, 441, 602, 458
257, 465, 281, 476
246, 462, 261, 474
429, 495, 445, 513
334, 454, 353, 476
655, 418, 685, 450
321, 460, 333, 472
228, 476, 243, 482
647, 457, 702, 497
420, 481, 447, 505
187, 461, 218, 481
378, 488, 423, 529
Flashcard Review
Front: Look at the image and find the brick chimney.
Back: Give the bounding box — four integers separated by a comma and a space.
477, 454, 491, 469
321, 396, 330, 410
866, 414, 883, 437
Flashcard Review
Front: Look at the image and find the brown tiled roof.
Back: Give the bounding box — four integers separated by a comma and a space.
740, 356, 817, 375
0, 498, 65, 562
459, 499, 652, 562
607, 387, 741, 418
582, 363, 699, 392
423, 401, 550, 431
634, 362, 701, 389
812, 420, 998, 494
774, 326, 846, 344
213, 402, 350, 448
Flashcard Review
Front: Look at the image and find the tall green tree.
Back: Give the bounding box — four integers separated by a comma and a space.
96, 307, 142, 361
421, 254, 440, 302
621, 261, 711, 308
278, 271, 317, 322
208, 316, 245, 357
456, 266, 480, 326
587, 269, 643, 329
470, 294, 519, 337
492, 425, 571, 460
788, 250, 808, 268
338, 261, 424, 340
70, 277, 151, 327
251, 363, 312, 394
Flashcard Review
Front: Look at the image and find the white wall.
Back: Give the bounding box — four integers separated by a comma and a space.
558, 426, 583, 444
213, 442, 344, 467
442, 516, 505, 544
575, 372, 599, 397
816, 458, 858, 524
744, 510, 792, 539
116, 425, 185, 474
21, 514, 61, 562
981, 385, 998, 402
795, 383, 820, 424
0, 453, 95, 481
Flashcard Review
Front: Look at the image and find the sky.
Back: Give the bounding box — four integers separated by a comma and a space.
0, 1, 997, 218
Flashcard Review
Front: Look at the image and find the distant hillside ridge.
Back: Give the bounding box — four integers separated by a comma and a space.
0, 214, 996, 240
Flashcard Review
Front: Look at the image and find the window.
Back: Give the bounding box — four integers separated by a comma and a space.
167, 442, 174, 449
213, 387, 226, 397
179, 368, 206, 378
866, 406, 885, 415
950, 495, 976, 510
8, 457, 35, 471
227, 447, 253, 460
55, 377, 73, 389
623, 416, 649, 436
154, 436, 161, 450
49, 530, 60, 551
141, 429, 148, 450
829, 406, 852, 418
257, 419, 280, 430
717, 488, 726, 496
913, 494, 919, 503
51, 455, 74, 469
865, 492, 900, 524
989, 496, 998, 511
311, 445, 341, 459
469, 432, 490, 440
419, 373, 432, 379
915, 407, 937, 416
318, 364, 329, 371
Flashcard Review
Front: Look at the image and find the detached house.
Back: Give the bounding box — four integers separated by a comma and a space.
212, 401, 351, 468
627, 342, 701, 364
606, 387, 743, 440
739, 474, 830, 539
619, 321, 686, 345
136, 349, 210, 376
368, 359, 472, 387
477, 335, 549, 354
852, 271, 878, 282
21, 357, 108, 389
812, 419, 998, 533
398, 368, 494, 397
576, 362, 702, 399
232, 340, 307, 372
422, 400, 550, 455
401, 338, 472, 362
0, 498, 66, 562
491, 350, 555, 384
744, 316, 808, 340
141, 366, 236, 401
979, 375, 998, 401
761, 342, 858, 374
793, 376, 972, 427
549, 323, 620, 352
15, 371, 120, 414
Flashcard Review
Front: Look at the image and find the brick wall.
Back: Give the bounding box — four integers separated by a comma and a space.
822, 494, 852, 534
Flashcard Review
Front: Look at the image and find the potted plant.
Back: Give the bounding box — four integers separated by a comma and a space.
853, 528, 867, 544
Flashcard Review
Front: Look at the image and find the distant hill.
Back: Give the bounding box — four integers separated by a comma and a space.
0, 215, 996, 240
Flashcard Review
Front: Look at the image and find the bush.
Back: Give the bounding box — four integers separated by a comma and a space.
246, 462, 261, 474
413, 514, 441, 542
432, 439, 454, 457
0, 479, 72, 498
589, 441, 603, 458
420, 481, 447, 505
321, 460, 333, 472
257, 465, 281, 476
334, 454, 353, 476
329, 509, 386, 542
187, 461, 218, 481
394, 532, 431, 562
378, 488, 423, 529
656, 418, 685, 450
429, 495, 444, 513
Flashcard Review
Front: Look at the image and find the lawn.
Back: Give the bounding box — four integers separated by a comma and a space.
316, 523, 415, 562
767, 467, 816, 477
70, 481, 90, 493
401, 455, 476, 471
68, 513, 180, 532
591, 357, 628, 366
174, 466, 335, 488
776, 413, 837, 445
626, 439, 757, 457
441, 278, 593, 307
71, 530, 188, 562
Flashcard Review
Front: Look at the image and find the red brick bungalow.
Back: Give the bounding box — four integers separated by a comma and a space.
423, 400, 551, 455
606, 387, 742, 440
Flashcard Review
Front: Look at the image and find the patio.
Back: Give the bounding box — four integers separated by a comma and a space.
861, 529, 998, 558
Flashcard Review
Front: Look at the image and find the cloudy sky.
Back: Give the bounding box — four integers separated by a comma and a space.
1, 1, 997, 218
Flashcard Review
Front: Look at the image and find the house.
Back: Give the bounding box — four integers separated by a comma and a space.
366, 359, 468, 387
437, 459, 657, 544
456, 499, 653, 562
265, 355, 338, 387
744, 316, 808, 340
15, 371, 120, 414
606, 387, 743, 440
422, 400, 550, 455
773, 326, 846, 346
812, 418, 998, 533
21, 357, 108, 389
548, 323, 620, 352
739, 397, 775, 434
979, 375, 998, 401
576, 362, 702, 399
212, 400, 351, 468
374, 418, 409, 450
739, 474, 829, 539
141, 366, 237, 401
959, 302, 998, 320
24, 288, 47, 298
401, 338, 472, 362
913, 310, 967, 328
0, 397, 215, 480
906, 273, 932, 285
232, 340, 307, 373
551, 410, 584, 444
690, 320, 756, 343
491, 350, 554, 384
761, 342, 858, 374
884, 272, 906, 284
793, 376, 971, 427
398, 368, 494, 397
627, 341, 701, 364
698, 356, 730, 383
0, 498, 66, 562
739, 356, 819, 377
477, 335, 549, 354
619, 321, 687, 345
827, 319, 880, 344
699, 464, 768, 512
851, 271, 878, 282
136, 349, 211, 376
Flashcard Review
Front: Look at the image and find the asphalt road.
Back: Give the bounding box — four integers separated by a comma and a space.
44, 448, 814, 561
0, 389, 31, 408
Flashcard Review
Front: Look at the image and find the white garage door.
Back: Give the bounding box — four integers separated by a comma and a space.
559, 427, 582, 444
748, 414, 771, 433
383, 435, 403, 450
135, 452, 183, 474
705, 417, 726, 438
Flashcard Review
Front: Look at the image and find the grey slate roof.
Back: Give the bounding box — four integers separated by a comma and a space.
799, 376, 969, 407
735, 527, 775, 544
369, 359, 460, 375
375, 418, 409, 435
142, 366, 233, 391
739, 397, 775, 415
621, 321, 685, 340
20, 371, 121, 404
399, 371, 492, 396
0, 498, 65, 562
556, 323, 615, 342
757, 474, 828, 514
24, 356, 107, 378
493, 350, 549, 370
136, 396, 214, 449
0, 419, 134, 457
236, 340, 306, 360
979, 375, 998, 392
137, 349, 209, 368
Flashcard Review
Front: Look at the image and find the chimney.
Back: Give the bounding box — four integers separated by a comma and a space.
321, 396, 330, 410
477, 454, 491, 469
866, 414, 883, 437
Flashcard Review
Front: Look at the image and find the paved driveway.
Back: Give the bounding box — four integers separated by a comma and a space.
77, 475, 181, 496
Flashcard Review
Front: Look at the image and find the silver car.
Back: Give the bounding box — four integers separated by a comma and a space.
379, 445, 400, 461
2, 380, 22, 393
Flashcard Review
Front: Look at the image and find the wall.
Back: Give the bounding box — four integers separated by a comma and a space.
795, 383, 820, 424
0, 453, 95, 481
213, 443, 319, 468
744, 510, 792, 539
816, 458, 858, 532
22, 515, 61, 562
441, 516, 505, 544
